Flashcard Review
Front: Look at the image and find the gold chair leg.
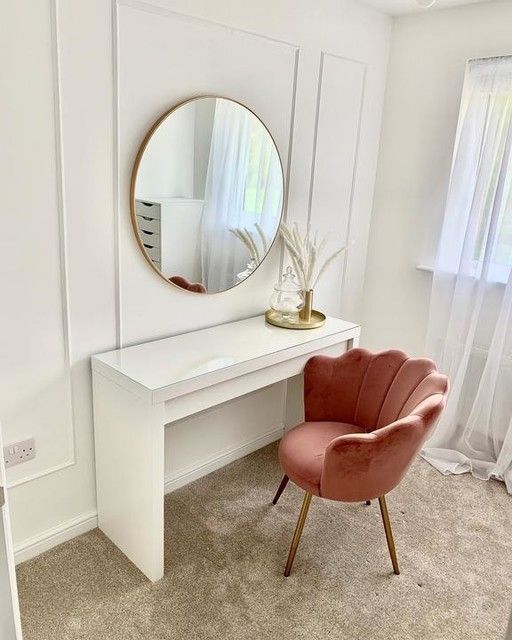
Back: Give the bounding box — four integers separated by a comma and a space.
272, 475, 289, 505
378, 495, 400, 575
284, 492, 312, 577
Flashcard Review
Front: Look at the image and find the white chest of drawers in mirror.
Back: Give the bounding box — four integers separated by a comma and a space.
136, 197, 204, 281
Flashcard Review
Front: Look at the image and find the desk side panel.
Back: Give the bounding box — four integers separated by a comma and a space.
92, 371, 165, 581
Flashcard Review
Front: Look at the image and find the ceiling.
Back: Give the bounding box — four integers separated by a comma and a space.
359, 0, 493, 16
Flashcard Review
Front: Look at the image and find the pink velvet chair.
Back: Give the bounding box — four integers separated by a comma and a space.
273, 348, 449, 577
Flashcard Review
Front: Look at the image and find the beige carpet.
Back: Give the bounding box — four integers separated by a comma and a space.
17, 443, 511, 640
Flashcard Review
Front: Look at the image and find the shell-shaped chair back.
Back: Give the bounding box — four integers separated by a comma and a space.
304, 348, 447, 432
303, 349, 449, 501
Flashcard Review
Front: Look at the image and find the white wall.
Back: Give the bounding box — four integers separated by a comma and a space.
0, 0, 390, 559
361, 1, 512, 355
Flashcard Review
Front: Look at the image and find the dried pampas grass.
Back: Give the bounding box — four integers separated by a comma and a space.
229, 223, 269, 264
280, 222, 347, 291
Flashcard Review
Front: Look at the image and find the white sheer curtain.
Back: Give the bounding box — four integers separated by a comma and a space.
201, 100, 282, 292
422, 56, 512, 493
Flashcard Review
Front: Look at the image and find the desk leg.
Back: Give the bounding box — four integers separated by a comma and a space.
92, 372, 165, 582
347, 335, 360, 350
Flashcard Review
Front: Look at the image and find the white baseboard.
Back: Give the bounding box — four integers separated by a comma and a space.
13, 427, 283, 564
14, 511, 98, 565
164, 426, 283, 493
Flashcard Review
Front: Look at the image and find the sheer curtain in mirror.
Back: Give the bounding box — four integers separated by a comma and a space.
200, 100, 282, 292
422, 56, 512, 492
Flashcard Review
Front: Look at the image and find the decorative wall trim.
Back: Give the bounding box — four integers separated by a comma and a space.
281, 49, 300, 216
164, 426, 283, 493
112, 0, 122, 349
113, 0, 300, 347
7, 460, 77, 491
307, 50, 368, 311
14, 511, 98, 565
14, 0, 297, 557
9, 0, 77, 488
306, 52, 325, 228
14, 426, 283, 563
278, 47, 300, 273
329, 53, 368, 310
118, 0, 299, 49
308, 51, 367, 227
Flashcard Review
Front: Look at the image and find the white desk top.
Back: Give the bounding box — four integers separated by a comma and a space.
92, 315, 359, 403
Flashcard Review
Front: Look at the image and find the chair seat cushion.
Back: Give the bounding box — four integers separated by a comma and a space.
278, 421, 366, 495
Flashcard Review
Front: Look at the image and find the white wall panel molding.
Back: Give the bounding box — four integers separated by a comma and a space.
115, 0, 300, 346
307, 51, 367, 320
282, 48, 300, 222
113, 0, 300, 346
277, 44, 300, 278
6, 0, 77, 489
305, 52, 324, 230
112, 0, 122, 349
307, 51, 367, 224
323, 52, 367, 321
117, 0, 300, 49
3, 0, 390, 556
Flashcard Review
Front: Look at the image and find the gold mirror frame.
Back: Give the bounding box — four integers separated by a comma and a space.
130, 95, 285, 294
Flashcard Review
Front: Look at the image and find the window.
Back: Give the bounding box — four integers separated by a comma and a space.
435, 56, 512, 284
473, 92, 512, 281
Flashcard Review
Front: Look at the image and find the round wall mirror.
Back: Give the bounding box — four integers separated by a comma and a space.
130, 97, 284, 294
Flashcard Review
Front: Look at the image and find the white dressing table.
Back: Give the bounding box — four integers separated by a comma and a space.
91, 315, 360, 581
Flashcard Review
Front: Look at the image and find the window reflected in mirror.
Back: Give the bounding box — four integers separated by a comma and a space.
131, 97, 284, 294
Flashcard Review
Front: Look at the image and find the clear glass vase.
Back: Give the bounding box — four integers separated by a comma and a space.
269, 267, 304, 324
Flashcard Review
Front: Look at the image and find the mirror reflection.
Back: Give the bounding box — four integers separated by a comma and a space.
132, 97, 284, 293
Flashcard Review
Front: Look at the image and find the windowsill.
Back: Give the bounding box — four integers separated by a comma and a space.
416, 264, 434, 273
415, 263, 510, 285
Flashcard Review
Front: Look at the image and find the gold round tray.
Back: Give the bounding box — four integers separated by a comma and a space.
265, 309, 326, 330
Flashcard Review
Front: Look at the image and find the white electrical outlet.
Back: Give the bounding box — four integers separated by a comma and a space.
3, 438, 36, 468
